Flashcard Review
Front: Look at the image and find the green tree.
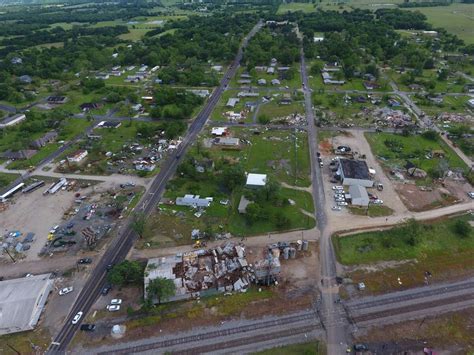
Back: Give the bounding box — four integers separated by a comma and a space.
131, 212, 147, 238
453, 220, 472, 239
108, 260, 145, 287
147, 277, 176, 304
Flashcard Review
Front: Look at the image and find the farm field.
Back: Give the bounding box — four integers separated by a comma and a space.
405, 4, 474, 44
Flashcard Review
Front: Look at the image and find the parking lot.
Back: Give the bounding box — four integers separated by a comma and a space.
318, 130, 408, 221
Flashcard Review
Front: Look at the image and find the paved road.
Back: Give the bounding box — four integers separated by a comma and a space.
299, 37, 350, 353
46, 20, 263, 353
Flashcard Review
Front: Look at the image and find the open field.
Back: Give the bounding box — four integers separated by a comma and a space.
0, 172, 19, 189
405, 4, 474, 44
253, 341, 323, 355
365, 131, 468, 174
334, 214, 474, 293
0, 328, 51, 355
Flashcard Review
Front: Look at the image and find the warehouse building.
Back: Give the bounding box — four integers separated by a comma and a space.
337, 159, 373, 187
349, 185, 369, 207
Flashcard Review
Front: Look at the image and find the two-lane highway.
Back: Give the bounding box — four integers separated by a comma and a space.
47, 20, 263, 353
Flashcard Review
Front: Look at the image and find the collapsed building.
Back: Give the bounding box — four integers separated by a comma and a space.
144, 241, 292, 303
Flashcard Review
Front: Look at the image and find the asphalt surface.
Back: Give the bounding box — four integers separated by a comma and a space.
46, 21, 263, 353
299, 40, 350, 354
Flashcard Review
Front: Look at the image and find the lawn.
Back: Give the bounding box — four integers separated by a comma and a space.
405, 4, 474, 44
0, 172, 20, 189
258, 101, 305, 120
365, 131, 468, 175
333, 215, 474, 265
413, 94, 471, 116
334, 215, 474, 293
348, 205, 394, 217
0, 328, 51, 354
277, 2, 317, 14
253, 341, 324, 355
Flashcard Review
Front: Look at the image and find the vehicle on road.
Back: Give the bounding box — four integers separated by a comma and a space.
80, 324, 96, 332
101, 285, 112, 295
110, 299, 122, 305
59, 287, 73, 295
78, 258, 92, 264
106, 305, 121, 312
72, 312, 83, 324
105, 263, 114, 271
331, 206, 342, 211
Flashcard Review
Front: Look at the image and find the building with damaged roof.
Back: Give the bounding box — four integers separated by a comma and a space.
144, 242, 253, 303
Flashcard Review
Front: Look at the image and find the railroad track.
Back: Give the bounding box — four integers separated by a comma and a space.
347, 280, 474, 311
98, 312, 319, 355
351, 292, 474, 323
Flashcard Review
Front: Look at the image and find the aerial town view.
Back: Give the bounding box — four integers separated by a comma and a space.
0, 0, 473, 354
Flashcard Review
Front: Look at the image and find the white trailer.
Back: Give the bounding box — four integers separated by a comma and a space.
0, 182, 25, 202
48, 178, 67, 194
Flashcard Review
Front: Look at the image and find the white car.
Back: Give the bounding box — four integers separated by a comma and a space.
59, 287, 73, 296
337, 201, 348, 206
106, 305, 121, 312
468, 192, 474, 199
332, 185, 343, 190
372, 199, 384, 205
110, 299, 122, 305
72, 311, 83, 324
332, 206, 342, 211
334, 193, 345, 198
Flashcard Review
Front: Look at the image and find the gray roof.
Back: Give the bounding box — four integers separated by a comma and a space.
340, 159, 370, 180
349, 184, 368, 199
0, 274, 53, 335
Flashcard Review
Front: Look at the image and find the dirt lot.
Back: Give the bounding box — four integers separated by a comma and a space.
394, 179, 472, 212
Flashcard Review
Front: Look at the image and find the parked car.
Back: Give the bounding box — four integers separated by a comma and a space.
80, 324, 96, 332
468, 192, 474, 199
101, 285, 112, 295
78, 258, 92, 264
332, 185, 343, 190
106, 305, 121, 312
357, 282, 366, 291
372, 199, 384, 205
337, 201, 348, 206
353, 343, 369, 351
59, 286, 73, 296
72, 311, 83, 324
110, 299, 122, 305
331, 206, 342, 211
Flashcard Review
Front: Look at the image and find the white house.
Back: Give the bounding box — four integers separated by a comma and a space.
67, 150, 88, 164
467, 98, 474, 108
0, 114, 26, 128
246, 173, 267, 188
176, 194, 211, 208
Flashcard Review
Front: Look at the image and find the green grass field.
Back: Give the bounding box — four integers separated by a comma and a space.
365, 131, 468, 174
253, 341, 324, 355
333, 215, 474, 265
0, 172, 20, 189
405, 4, 474, 44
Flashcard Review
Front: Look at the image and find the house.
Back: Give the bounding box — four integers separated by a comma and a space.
46, 96, 67, 105
30, 131, 58, 149
131, 104, 143, 112
266, 67, 275, 74
67, 150, 88, 164
270, 58, 277, 66
211, 65, 222, 72
467, 98, 474, 108
215, 137, 240, 146
135, 163, 155, 172
110, 70, 123, 77
238, 79, 251, 85
277, 67, 290, 72
80, 103, 102, 112
238, 92, 259, 98
271, 79, 281, 86
363, 81, 379, 90
18, 75, 32, 84
151, 65, 160, 72
337, 159, 373, 187
255, 66, 267, 72
388, 99, 401, 107
313, 36, 324, 42
422, 30, 438, 37
226, 98, 240, 108
238, 195, 251, 214
241, 73, 252, 79
257, 79, 267, 85
428, 96, 443, 105
11, 57, 23, 65
96, 121, 121, 129
0, 149, 37, 160
280, 98, 292, 105
246, 173, 267, 188
409, 84, 423, 91
0, 114, 26, 128
188, 89, 210, 98
211, 127, 228, 136
349, 185, 369, 207
95, 73, 109, 80
176, 194, 211, 208
321, 71, 345, 85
